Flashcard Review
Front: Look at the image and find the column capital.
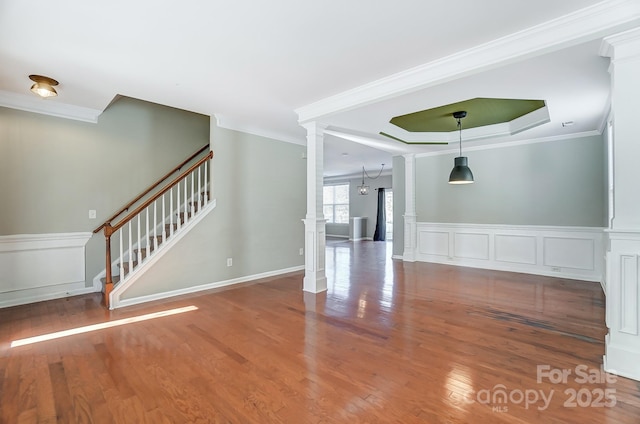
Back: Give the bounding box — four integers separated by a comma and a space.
601, 27, 640, 61
301, 121, 329, 133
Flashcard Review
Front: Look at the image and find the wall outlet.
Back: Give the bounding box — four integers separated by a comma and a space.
551, 267, 561, 272
299, 248, 304, 256
227, 258, 233, 267
88, 209, 97, 219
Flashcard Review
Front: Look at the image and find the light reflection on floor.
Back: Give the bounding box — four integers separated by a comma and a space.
324, 238, 395, 321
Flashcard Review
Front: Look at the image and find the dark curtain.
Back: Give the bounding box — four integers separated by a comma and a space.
373, 188, 386, 241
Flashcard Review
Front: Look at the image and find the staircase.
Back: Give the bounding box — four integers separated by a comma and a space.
94, 147, 214, 309
112, 194, 208, 279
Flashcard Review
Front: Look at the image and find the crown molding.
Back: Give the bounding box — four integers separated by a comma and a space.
0, 90, 102, 123
214, 114, 306, 146
296, 0, 640, 124
600, 26, 640, 58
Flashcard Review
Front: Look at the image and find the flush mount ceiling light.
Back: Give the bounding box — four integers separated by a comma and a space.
358, 163, 385, 195
29, 74, 59, 98
448, 111, 474, 185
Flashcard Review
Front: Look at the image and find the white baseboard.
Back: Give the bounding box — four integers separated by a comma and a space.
113, 265, 305, 309
410, 223, 604, 282
0, 232, 93, 308
327, 234, 349, 239
604, 337, 640, 382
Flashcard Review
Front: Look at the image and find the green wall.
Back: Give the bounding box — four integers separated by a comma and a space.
0, 97, 210, 283
120, 125, 306, 299
414, 135, 606, 227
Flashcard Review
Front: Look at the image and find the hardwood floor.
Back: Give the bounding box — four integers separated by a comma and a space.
2, 240, 640, 423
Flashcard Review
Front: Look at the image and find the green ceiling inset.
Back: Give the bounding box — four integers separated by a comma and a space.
390, 98, 546, 132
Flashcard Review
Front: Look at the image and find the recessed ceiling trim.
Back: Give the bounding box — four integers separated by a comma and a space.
379, 106, 550, 144
508, 107, 552, 135
379, 132, 449, 145
296, 0, 640, 124
0, 90, 101, 123
415, 130, 602, 158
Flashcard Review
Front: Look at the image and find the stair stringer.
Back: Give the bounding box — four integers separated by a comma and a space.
108, 198, 216, 310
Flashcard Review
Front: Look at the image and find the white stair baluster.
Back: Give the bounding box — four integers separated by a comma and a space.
198, 165, 202, 211
176, 180, 181, 231
183, 177, 188, 224
153, 200, 158, 251
145, 207, 150, 260
170, 187, 174, 237
204, 160, 208, 205
190, 171, 195, 217
162, 193, 166, 243
128, 220, 133, 276
137, 214, 141, 263
119, 226, 123, 281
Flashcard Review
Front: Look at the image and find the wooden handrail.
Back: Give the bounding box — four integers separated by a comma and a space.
93, 144, 210, 234
111, 151, 213, 233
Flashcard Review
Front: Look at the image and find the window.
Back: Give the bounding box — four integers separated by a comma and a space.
323, 184, 349, 223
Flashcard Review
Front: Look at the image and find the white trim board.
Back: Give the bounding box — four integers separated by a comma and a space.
113, 265, 305, 309
414, 131, 601, 158
0, 232, 94, 308
296, 0, 640, 123
408, 223, 604, 282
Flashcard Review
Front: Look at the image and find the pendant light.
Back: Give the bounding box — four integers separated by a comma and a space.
358, 166, 370, 195
448, 110, 474, 184
358, 163, 385, 195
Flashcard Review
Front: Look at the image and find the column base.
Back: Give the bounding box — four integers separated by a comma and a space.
604, 336, 640, 381
303, 275, 327, 293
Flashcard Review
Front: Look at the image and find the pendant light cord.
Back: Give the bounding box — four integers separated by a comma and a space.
363, 163, 385, 180
457, 117, 462, 157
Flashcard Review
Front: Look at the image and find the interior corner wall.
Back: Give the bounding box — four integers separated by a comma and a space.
392, 156, 405, 257
0, 97, 210, 287
118, 124, 306, 300
415, 134, 606, 227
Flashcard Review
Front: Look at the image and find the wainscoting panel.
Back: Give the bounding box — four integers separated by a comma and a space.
543, 237, 595, 270
417, 231, 449, 256
413, 223, 603, 282
454, 233, 490, 260
619, 254, 639, 336
495, 234, 537, 265
0, 232, 93, 308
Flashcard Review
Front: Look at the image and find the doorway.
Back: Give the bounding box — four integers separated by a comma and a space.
385, 189, 393, 241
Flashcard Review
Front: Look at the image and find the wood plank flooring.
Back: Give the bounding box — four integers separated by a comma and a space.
2, 239, 640, 423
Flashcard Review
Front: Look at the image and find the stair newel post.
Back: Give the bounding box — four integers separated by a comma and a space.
103, 223, 114, 308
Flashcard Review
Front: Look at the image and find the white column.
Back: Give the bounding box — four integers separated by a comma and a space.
403, 153, 417, 261
601, 28, 640, 382
302, 122, 328, 293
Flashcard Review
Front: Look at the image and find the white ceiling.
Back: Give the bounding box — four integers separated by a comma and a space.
1, 0, 639, 177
